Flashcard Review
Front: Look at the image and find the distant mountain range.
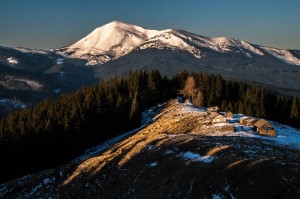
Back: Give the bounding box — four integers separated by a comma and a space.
1, 21, 300, 113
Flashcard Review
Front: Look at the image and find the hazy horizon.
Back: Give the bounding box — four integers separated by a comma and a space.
1, 0, 300, 50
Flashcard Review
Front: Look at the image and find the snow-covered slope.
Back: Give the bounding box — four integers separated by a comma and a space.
57, 21, 161, 65
55, 21, 300, 66
259, 46, 300, 65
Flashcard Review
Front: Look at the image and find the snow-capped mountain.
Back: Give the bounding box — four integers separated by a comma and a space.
1, 21, 300, 115
56, 21, 300, 66
56, 21, 161, 65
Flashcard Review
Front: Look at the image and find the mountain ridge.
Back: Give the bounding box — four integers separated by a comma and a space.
55, 21, 300, 66
1, 21, 300, 115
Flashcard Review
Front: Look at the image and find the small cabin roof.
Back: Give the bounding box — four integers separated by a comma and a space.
226, 111, 233, 117
254, 119, 269, 128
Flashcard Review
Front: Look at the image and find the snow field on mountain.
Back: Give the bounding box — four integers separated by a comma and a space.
260, 46, 300, 65
57, 21, 300, 66
7, 57, 18, 65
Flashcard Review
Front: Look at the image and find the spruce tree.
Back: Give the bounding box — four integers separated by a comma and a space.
290, 98, 299, 119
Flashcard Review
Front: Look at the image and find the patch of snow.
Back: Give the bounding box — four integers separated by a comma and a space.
7, 57, 18, 65
0, 98, 26, 109
141, 102, 166, 125
179, 151, 215, 163
260, 46, 300, 65
234, 125, 243, 132
59, 71, 65, 78
213, 123, 229, 127
138, 30, 202, 59
54, 88, 61, 93
56, 58, 64, 64
242, 126, 254, 131
176, 96, 184, 103
0, 186, 8, 197
25, 183, 42, 198
2, 76, 43, 91
14, 47, 49, 55
145, 145, 153, 151
224, 183, 236, 199
179, 102, 206, 114
164, 150, 174, 155
20, 79, 43, 90
149, 161, 158, 167
167, 134, 177, 138
43, 178, 52, 185
211, 37, 264, 56
212, 193, 223, 199
265, 122, 300, 149
86, 59, 100, 66
233, 114, 244, 118
227, 118, 240, 123
142, 109, 155, 125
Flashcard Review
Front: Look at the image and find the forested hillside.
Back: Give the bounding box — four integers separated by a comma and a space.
0, 70, 299, 183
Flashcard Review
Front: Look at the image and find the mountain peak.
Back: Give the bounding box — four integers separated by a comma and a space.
56, 21, 300, 66
99, 20, 141, 31
62, 21, 161, 65
105, 20, 134, 26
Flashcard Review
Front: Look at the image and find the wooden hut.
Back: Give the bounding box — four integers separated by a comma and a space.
220, 124, 234, 132
240, 117, 250, 125
209, 112, 226, 124
254, 119, 276, 137
225, 111, 234, 118
239, 117, 257, 126
246, 118, 258, 126
214, 123, 234, 133
254, 119, 272, 128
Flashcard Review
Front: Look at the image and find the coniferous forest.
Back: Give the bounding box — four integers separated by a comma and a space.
0, 70, 299, 182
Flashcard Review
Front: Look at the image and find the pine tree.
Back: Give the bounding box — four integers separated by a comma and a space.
290, 98, 299, 119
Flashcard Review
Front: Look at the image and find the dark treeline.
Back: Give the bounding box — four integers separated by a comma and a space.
0, 70, 299, 182
0, 70, 175, 182
175, 71, 299, 127
201, 72, 298, 126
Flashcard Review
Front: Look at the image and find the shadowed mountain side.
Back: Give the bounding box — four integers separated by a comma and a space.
94, 48, 300, 91
0, 45, 99, 116
290, 50, 300, 59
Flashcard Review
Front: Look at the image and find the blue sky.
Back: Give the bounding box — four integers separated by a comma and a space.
0, 0, 299, 49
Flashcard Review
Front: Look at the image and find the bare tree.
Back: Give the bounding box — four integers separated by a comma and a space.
179, 76, 204, 107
